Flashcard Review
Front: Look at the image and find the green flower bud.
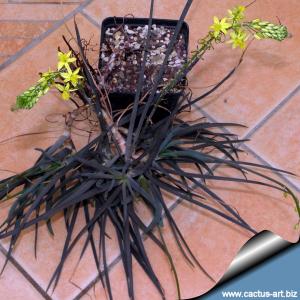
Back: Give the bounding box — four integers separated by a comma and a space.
258, 21, 269, 26
252, 19, 260, 24
249, 19, 288, 41
13, 71, 58, 110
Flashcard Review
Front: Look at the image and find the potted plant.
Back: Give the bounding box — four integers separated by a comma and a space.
99, 17, 189, 124
1, 2, 298, 300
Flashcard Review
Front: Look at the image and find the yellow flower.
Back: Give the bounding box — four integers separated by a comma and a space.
228, 5, 245, 21
210, 17, 231, 38
57, 51, 76, 71
228, 30, 248, 49
60, 66, 83, 87
55, 83, 76, 100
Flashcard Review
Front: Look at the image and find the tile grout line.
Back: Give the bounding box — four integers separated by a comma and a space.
0, 244, 51, 300
7, 1, 82, 4
241, 143, 300, 192
0, 0, 94, 72
73, 255, 122, 300
80, 10, 101, 29
0, 36, 33, 40
197, 105, 300, 192
244, 83, 300, 140
0, 20, 58, 23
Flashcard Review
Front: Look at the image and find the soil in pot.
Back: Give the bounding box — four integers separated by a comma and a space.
100, 23, 188, 95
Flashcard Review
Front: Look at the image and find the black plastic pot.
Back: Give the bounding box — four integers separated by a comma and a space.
99, 17, 189, 124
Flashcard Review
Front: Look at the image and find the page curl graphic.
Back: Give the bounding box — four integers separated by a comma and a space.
189, 230, 297, 299
220, 230, 292, 283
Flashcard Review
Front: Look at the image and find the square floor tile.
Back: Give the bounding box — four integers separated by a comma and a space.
0, 250, 44, 300
248, 92, 300, 188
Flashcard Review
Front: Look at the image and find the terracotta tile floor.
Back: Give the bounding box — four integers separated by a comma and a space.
0, 0, 300, 299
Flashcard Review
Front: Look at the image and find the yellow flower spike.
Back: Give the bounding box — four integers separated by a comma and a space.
210, 16, 231, 38
57, 50, 76, 71
60, 67, 83, 87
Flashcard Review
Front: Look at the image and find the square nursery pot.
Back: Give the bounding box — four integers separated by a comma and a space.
99, 17, 189, 124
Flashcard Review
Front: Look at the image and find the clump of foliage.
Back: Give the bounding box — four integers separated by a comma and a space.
0, 2, 298, 300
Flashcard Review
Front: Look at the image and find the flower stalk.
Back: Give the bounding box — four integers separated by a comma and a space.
13, 51, 83, 110
162, 5, 289, 95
